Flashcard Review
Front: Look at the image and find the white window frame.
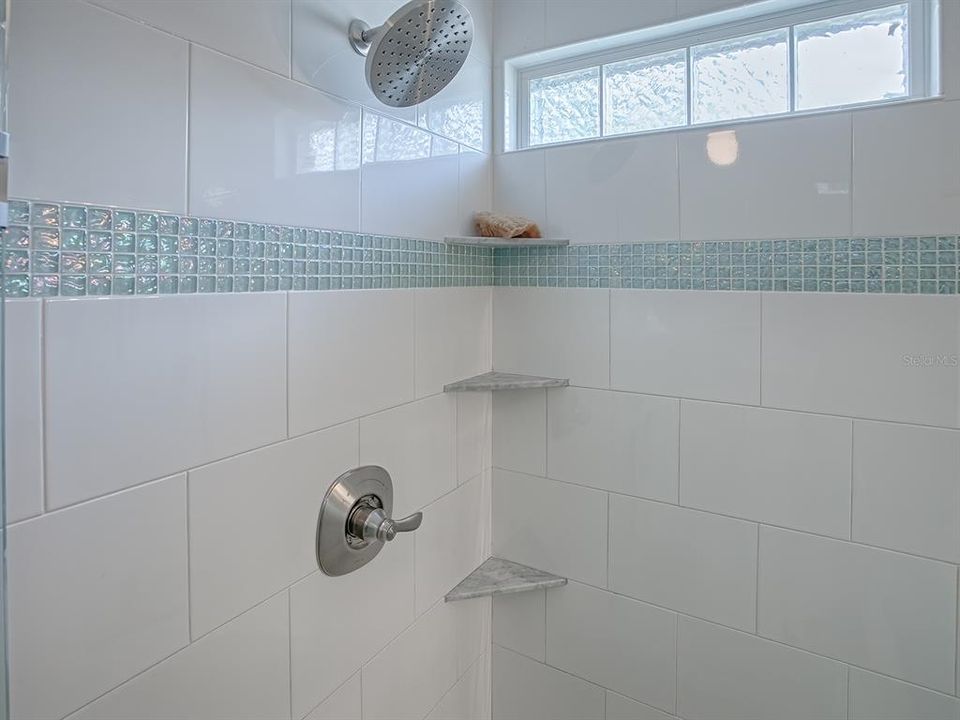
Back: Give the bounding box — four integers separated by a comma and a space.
510, 0, 939, 150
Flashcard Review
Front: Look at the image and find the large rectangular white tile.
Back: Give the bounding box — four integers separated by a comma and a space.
548, 387, 679, 502
189, 422, 359, 637
680, 401, 852, 538
676, 0, 756, 17
761, 293, 960, 426
291, 0, 418, 127
492, 149, 546, 221
288, 289, 415, 435
853, 101, 960, 236
459, 148, 493, 234
9, 477, 189, 720
493, 469, 607, 587
9, 0, 187, 210
849, 668, 960, 720
853, 421, 960, 562
415, 287, 492, 398
361, 113, 461, 240
492, 645, 604, 720
758, 526, 958, 692
546, 582, 677, 713
90, 0, 290, 75
611, 290, 760, 404
5, 300, 42, 523
493, 588, 546, 661
492, 0, 544, 62
416, 474, 488, 614
493, 288, 609, 388
360, 394, 457, 517
304, 673, 361, 720
418, 56, 492, 152
943, 1, 960, 101
426, 654, 491, 720
290, 538, 415, 719
544, 135, 679, 244
605, 692, 676, 720
609, 498, 758, 631
544, 0, 676, 47
677, 617, 847, 720
190, 45, 360, 228
679, 113, 852, 240
68, 594, 290, 720
493, 389, 547, 476
363, 598, 489, 720
45, 294, 287, 508
458, 391, 492, 484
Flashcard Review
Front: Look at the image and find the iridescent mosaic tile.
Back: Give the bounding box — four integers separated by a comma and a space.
492, 238, 960, 294
2, 200, 494, 298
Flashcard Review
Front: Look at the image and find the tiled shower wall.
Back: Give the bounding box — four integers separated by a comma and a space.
490, 287, 960, 720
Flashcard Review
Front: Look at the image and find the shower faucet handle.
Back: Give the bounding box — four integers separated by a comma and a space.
378, 512, 423, 541
348, 499, 422, 544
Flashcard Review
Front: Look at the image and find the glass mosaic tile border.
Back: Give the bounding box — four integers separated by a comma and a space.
1, 200, 493, 297
493, 238, 960, 294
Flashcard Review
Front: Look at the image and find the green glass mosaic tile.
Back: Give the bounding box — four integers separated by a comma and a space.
2, 199, 494, 297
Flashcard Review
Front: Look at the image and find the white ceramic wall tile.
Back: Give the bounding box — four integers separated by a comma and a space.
361, 113, 462, 240
493, 469, 608, 587
852, 101, 960, 236
853, 421, 960, 562
492, 0, 545, 62
5, 300, 42, 523
188, 422, 359, 637
90, 0, 291, 75
45, 294, 287, 509
609, 498, 758, 631
68, 594, 290, 720
543, 0, 676, 48
493, 389, 547, 476
604, 692, 677, 720
363, 598, 489, 720
493, 588, 546, 661
492, 645, 605, 720
461, 0, 493, 65
493, 288, 609, 388
415, 475, 488, 614
544, 135, 679, 244
758, 526, 958, 692
418, 56, 492, 152
546, 582, 678, 713
9, 477, 189, 720
291, 0, 419, 126
678, 113, 852, 240
676, 617, 847, 720
9, 0, 187, 211
547, 387, 679, 502
415, 287, 492, 398
290, 538, 415, 719
492, 150, 546, 223
610, 290, 760, 404
189, 46, 361, 229
304, 673, 362, 720
676, 0, 758, 17
426, 654, 491, 720
360, 393, 457, 517
680, 401, 852, 538
943, 1, 960, 101
761, 293, 960, 427
288, 289, 415, 435
458, 391, 492, 484
459, 148, 493, 235
849, 669, 960, 720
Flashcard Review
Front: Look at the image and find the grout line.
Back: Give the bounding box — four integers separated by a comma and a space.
284, 291, 290, 439
846, 665, 851, 720
674, 611, 680, 714
184, 43, 191, 215
676, 400, 682, 505
849, 420, 856, 540
287, 589, 293, 720
491, 465, 960, 569
754, 523, 761, 634
39, 299, 49, 514
185, 472, 194, 641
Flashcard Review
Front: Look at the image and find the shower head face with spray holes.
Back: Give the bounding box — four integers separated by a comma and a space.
353, 0, 474, 108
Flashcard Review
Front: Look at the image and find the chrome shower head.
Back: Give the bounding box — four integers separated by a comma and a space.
348, 0, 474, 108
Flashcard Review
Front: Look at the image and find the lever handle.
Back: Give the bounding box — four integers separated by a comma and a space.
379, 512, 423, 541
354, 505, 422, 543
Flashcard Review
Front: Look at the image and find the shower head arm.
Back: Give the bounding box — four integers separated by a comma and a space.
348, 19, 382, 57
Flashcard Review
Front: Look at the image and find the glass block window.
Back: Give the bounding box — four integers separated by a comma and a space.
517, 0, 936, 148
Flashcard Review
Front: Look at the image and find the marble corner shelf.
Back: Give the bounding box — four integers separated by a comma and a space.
445, 557, 567, 602
444, 236, 570, 248
443, 371, 569, 392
